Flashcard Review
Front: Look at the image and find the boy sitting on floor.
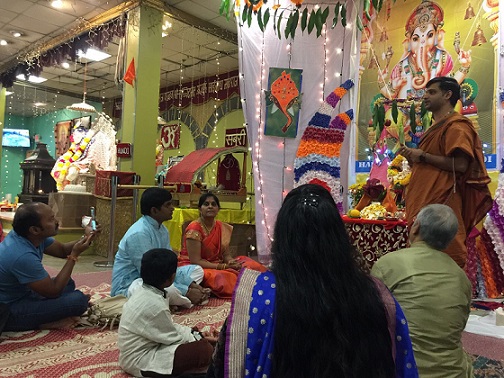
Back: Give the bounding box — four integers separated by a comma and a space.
118, 248, 215, 377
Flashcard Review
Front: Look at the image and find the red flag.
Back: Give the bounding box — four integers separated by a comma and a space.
123, 58, 136, 87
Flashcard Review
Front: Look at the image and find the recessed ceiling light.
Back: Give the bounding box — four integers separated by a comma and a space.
10, 31, 22, 38
34, 102, 47, 107
77, 48, 111, 62
61, 62, 70, 69
51, 0, 64, 9
16, 74, 47, 83
0, 40, 8, 46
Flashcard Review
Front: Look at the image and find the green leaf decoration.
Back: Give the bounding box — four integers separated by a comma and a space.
277, 11, 284, 39
242, 4, 249, 24
263, 8, 270, 30
301, 8, 308, 32
356, 16, 363, 31
409, 103, 416, 130
332, 3, 341, 29
398, 119, 405, 145
377, 0, 384, 12
219, 0, 229, 18
273, 7, 278, 31
341, 4, 347, 27
308, 10, 316, 34
363, 0, 371, 20
285, 13, 294, 39
422, 113, 431, 131
315, 7, 323, 37
391, 100, 398, 124
258, 7, 264, 31
372, 0, 379, 10
420, 101, 427, 118
321, 7, 330, 24
291, 10, 299, 39
377, 104, 386, 128
247, 5, 253, 27
373, 104, 379, 131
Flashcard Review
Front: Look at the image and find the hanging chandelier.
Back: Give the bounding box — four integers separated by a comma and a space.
67, 62, 97, 113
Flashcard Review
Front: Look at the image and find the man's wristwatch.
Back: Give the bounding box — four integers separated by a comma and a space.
419, 152, 427, 163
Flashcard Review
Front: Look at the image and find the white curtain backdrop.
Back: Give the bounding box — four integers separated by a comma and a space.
237, 0, 362, 263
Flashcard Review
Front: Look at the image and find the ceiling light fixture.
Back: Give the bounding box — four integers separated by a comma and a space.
51, 0, 64, 9
66, 62, 97, 113
0, 40, 8, 46
5, 91, 13, 96
77, 48, 111, 62
61, 62, 70, 69
34, 102, 47, 107
16, 74, 47, 83
10, 31, 22, 38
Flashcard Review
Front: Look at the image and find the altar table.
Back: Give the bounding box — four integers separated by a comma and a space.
342, 215, 409, 271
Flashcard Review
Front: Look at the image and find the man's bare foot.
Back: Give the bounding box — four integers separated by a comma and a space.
186, 287, 210, 305
189, 282, 212, 295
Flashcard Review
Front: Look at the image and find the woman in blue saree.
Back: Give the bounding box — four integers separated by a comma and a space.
207, 184, 418, 378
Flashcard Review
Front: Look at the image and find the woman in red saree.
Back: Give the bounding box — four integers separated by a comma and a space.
178, 193, 266, 298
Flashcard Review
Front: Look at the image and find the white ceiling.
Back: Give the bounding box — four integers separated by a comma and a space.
0, 0, 238, 116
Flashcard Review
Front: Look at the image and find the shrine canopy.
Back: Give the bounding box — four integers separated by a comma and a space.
164, 146, 248, 186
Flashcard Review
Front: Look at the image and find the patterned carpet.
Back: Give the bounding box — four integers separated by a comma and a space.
0, 283, 230, 377
0, 281, 503, 377
473, 355, 504, 378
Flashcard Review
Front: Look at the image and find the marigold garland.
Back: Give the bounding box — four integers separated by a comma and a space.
52, 129, 95, 190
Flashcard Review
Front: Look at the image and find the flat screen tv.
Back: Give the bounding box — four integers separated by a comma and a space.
2, 128, 31, 148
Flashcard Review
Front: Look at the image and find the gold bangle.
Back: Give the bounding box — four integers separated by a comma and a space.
67, 254, 78, 262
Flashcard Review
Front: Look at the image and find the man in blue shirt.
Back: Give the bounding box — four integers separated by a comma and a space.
0, 202, 100, 331
111, 187, 208, 306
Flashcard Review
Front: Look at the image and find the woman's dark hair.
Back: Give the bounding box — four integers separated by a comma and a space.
141, 248, 178, 288
271, 184, 394, 377
140, 188, 172, 215
198, 192, 220, 208
12, 203, 42, 237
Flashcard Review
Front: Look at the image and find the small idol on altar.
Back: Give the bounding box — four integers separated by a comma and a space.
155, 139, 164, 174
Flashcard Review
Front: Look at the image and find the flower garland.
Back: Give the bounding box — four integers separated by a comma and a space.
348, 182, 364, 208
293, 79, 354, 210
473, 163, 504, 298
51, 128, 95, 190
387, 154, 411, 188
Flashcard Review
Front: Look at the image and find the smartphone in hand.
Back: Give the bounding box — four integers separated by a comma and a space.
90, 206, 97, 231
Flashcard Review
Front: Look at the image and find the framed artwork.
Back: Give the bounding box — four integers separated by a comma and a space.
54, 120, 72, 157
265, 68, 303, 138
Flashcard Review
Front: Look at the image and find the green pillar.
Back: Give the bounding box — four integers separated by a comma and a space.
119, 4, 163, 185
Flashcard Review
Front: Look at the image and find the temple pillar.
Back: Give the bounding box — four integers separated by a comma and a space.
119, 2, 163, 185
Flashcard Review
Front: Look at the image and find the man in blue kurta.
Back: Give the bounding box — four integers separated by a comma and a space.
111, 187, 208, 306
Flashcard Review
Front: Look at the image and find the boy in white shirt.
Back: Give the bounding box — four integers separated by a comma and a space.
118, 248, 215, 377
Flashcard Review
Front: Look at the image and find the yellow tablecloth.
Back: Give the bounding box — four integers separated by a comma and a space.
165, 208, 255, 252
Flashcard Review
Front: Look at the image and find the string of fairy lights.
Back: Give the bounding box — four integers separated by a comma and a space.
238, 2, 352, 244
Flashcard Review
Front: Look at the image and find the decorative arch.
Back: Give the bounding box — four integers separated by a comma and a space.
161, 107, 200, 146
200, 95, 243, 149
162, 95, 243, 150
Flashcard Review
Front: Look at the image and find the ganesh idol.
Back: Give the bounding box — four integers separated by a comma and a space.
378, 0, 471, 100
